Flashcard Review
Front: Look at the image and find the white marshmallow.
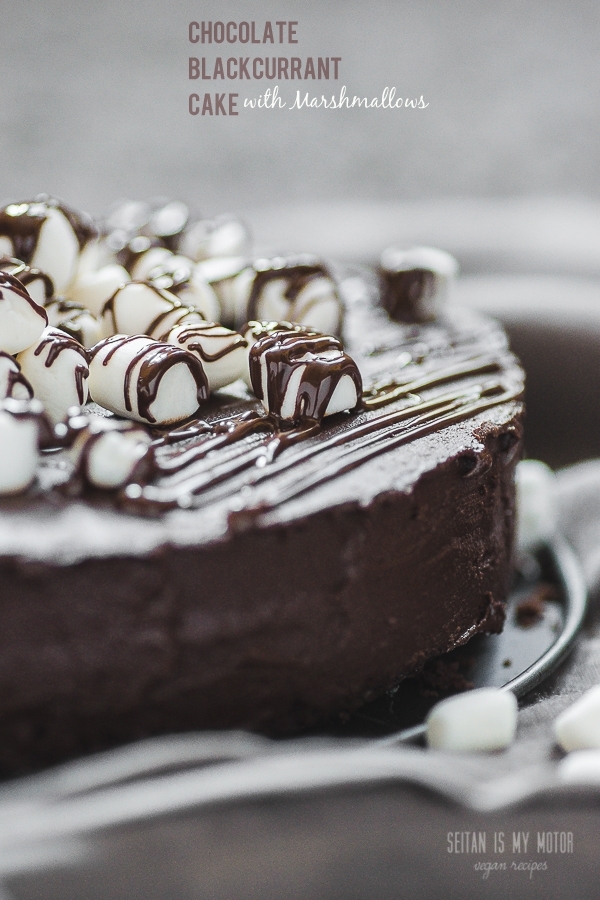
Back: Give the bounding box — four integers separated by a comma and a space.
0, 351, 33, 400
516, 460, 558, 553
558, 750, 600, 784
164, 322, 247, 391
70, 418, 152, 489
0, 399, 42, 494
28, 205, 80, 294
0, 272, 48, 354
232, 257, 342, 334
16, 326, 89, 425
130, 247, 173, 281
425, 688, 518, 752
380, 246, 458, 321
141, 253, 220, 323
554, 685, 600, 752
194, 256, 247, 325
68, 264, 130, 317
45, 300, 103, 349
101, 282, 204, 340
89, 335, 209, 425
248, 328, 362, 423
180, 215, 251, 261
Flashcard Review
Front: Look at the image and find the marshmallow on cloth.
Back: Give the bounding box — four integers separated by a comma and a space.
101, 282, 205, 340
16, 326, 89, 425
231, 255, 342, 335
0, 257, 54, 307
555, 685, 600, 752
0, 398, 45, 494
248, 325, 362, 423
0, 271, 48, 354
70, 416, 153, 489
164, 322, 247, 391
180, 214, 251, 262
0, 196, 96, 293
379, 246, 458, 323
0, 351, 33, 401
426, 688, 518, 752
45, 299, 103, 349
89, 334, 209, 425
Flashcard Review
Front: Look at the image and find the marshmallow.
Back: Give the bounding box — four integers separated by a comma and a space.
0, 197, 96, 293
379, 246, 458, 323
248, 327, 362, 423
231, 256, 342, 334
426, 688, 518, 752
0, 271, 48, 354
142, 254, 220, 323
0, 398, 44, 494
0, 257, 54, 307
45, 299, 103, 349
164, 322, 247, 391
0, 351, 33, 400
70, 417, 153, 489
194, 256, 250, 326
16, 326, 89, 425
516, 460, 558, 553
554, 685, 600, 752
106, 199, 189, 258
558, 750, 600, 784
101, 282, 205, 340
180, 214, 251, 261
67, 264, 130, 317
130, 246, 173, 280
89, 335, 209, 425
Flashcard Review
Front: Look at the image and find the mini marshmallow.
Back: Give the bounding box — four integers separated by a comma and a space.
0, 271, 48, 354
45, 299, 103, 349
0, 197, 96, 293
67, 264, 130, 317
89, 334, 209, 425
232, 256, 342, 334
248, 327, 362, 423
143, 254, 220, 323
516, 460, 558, 553
0, 351, 33, 400
425, 688, 518, 752
70, 417, 153, 489
194, 257, 251, 326
16, 326, 89, 425
101, 282, 204, 340
379, 246, 458, 323
164, 322, 247, 391
0, 398, 44, 494
0, 257, 54, 307
558, 750, 600, 784
180, 214, 251, 261
130, 246, 173, 280
554, 685, 600, 752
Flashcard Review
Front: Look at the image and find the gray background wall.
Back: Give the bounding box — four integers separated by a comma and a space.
1, 0, 598, 222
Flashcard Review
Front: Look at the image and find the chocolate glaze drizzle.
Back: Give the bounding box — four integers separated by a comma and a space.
34, 330, 89, 405
249, 329, 362, 423
379, 267, 436, 323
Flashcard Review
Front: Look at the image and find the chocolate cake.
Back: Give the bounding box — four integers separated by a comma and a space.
0, 198, 524, 774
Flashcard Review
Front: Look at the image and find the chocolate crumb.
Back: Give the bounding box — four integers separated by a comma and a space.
515, 583, 558, 627
503, 658, 512, 668
415, 656, 475, 698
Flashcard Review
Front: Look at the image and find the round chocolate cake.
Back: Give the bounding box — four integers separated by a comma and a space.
0, 197, 524, 774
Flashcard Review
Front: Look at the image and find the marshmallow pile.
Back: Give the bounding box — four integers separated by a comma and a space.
0, 194, 361, 496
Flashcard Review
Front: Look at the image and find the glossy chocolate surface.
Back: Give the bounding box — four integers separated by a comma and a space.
0, 274, 524, 774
